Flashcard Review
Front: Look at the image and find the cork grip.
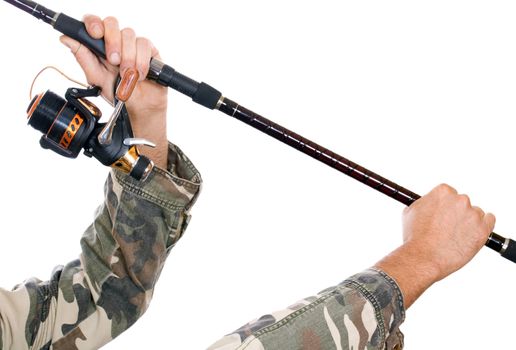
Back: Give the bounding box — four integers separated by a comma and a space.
116, 68, 140, 102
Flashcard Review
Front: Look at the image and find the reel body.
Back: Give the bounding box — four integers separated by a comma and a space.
27, 85, 153, 180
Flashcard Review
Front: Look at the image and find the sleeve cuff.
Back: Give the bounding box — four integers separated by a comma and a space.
111, 142, 202, 211
344, 268, 405, 348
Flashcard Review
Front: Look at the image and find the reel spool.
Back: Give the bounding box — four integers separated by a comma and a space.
26, 84, 154, 180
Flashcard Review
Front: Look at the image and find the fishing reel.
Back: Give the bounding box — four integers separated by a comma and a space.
26, 69, 154, 181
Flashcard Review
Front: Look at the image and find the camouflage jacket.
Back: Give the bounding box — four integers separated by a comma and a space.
208, 268, 405, 350
0, 143, 202, 350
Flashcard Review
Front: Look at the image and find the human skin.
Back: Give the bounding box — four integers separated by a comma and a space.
375, 183, 496, 308
60, 15, 169, 169
61, 15, 496, 313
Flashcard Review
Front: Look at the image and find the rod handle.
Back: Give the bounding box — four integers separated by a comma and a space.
486, 233, 516, 263
53, 13, 106, 58
502, 239, 516, 262
53, 13, 222, 109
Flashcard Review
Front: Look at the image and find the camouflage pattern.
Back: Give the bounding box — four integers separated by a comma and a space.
0, 143, 201, 350
208, 268, 405, 350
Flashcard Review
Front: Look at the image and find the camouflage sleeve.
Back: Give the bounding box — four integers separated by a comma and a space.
207, 268, 405, 350
0, 142, 201, 350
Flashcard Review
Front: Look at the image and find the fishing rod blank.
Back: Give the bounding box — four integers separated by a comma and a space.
4, 0, 516, 263
216, 98, 516, 263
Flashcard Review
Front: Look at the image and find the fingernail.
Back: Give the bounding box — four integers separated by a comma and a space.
91, 24, 103, 38
110, 52, 121, 65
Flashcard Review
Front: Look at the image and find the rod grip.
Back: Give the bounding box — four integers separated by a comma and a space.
501, 239, 516, 263
53, 13, 221, 109
485, 232, 516, 262
53, 13, 106, 58
155, 64, 198, 97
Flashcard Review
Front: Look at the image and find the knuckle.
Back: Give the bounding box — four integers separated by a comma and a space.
137, 37, 151, 47
121, 59, 136, 71
83, 14, 99, 22
435, 183, 454, 195
121, 27, 136, 38
136, 38, 151, 63
457, 194, 471, 207
474, 206, 485, 216
83, 15, 101, 29
138, 62, 150, 78
104, 16, 118, 26
487, 213, 496, 228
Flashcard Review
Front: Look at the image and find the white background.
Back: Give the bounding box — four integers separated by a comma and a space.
1, 1, 516, 349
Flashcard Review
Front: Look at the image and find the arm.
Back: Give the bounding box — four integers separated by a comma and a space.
375, 183, 495, 308
1, 16, 201, 350
60, 15, 169, 169
208, 184, 495, 350
0, 145, 201, 349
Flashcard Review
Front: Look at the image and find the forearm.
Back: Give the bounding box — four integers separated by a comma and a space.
0, 143, 201, 350
127, 86, 169, 170
65, 143, 201, 346
208, 269, 405, 350
128, 106, 169, 169
374, 242, 440, 308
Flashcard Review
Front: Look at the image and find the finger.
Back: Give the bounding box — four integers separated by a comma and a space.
147, 42, 162, 79
457, 194, 471, 208
483, 213, 496, 233
150, 41, 161, 60
135, 37, 153, 81
120, 28, 137, 75
433, 183, 458, 197
471, 206, 485, 218
103, 16, 122, 66
83, 14, 104, 39
60, 35, 105, 85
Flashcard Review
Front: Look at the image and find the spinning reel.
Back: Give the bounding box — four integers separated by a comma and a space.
26, 68, 154, 181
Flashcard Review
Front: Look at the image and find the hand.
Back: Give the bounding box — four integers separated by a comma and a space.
375, 184, 495, 308
60, 15, 168, 168
401, 184, 495, 279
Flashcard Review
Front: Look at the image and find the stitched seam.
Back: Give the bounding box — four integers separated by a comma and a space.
114, 173, 195, 210
242, 281, 378, 349
342, 280, 386, 344
154, 166, 200, 189
374, 269, 406, 322
239, 291, 338, 349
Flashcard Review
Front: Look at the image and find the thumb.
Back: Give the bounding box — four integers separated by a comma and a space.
59, 35, 110, 90
60, 35, 82, 55
484, 213, 496, 233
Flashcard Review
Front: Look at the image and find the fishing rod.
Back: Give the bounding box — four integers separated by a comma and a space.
4, 0, 516, 263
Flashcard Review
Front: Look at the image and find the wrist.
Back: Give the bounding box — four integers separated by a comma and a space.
127, 109, 168, 169
137, 137, 168, 169
374, 242, 441, 308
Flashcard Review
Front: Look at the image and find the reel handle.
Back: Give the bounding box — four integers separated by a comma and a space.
116, 68, 139, 102
98, 68, 139, 146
